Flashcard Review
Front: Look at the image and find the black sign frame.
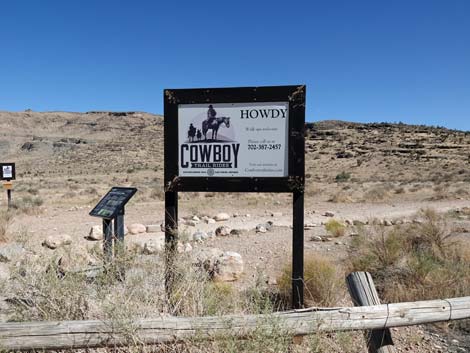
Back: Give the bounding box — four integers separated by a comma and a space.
89, 187, 137, 220
164, 85, 305, 193
1, 163, 16, 181
163, 85, 306, 309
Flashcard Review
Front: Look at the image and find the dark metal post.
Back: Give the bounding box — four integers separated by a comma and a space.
114, 210, 125, 248
164, 191, 178, 300
114, 209, 125, 279
7, 189, 12, 209
103, 219, 113, 264
292, 190, 304, 309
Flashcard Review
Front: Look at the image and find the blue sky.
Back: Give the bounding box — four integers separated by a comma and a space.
0, 0, 469, 130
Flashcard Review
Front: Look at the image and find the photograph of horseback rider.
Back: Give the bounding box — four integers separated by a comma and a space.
202, 104, 230, 141
206, 105, 217, 125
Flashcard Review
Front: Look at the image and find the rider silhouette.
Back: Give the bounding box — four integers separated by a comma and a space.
206, 105, 217, 126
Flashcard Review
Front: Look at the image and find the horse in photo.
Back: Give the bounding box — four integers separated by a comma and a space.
202, 117, 230, 141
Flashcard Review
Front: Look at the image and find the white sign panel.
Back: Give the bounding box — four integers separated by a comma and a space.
2, 165, 12, 179
178, 102, 288, 177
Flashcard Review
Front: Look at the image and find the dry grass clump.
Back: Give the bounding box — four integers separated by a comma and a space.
361, 186, 390, 202
348, 208, 470, 304
328, 191, 354, 203
0, 210, 13, 243
325, 219, 346, 237
10, 195, 44, 214
278, 254, 344, 307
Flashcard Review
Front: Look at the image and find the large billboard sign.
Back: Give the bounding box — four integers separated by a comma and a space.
164, 85, 305, 193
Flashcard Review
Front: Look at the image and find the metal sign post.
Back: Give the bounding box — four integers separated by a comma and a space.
164, 85, 306, 308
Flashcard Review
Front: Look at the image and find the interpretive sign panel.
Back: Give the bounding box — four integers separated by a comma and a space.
89, 187, 137, 219
0, 163, 15, 181
164, 85, 305, 193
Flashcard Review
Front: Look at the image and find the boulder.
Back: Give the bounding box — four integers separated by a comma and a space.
214, 251, 244, 282
86, 225, 103, 241
193, 248, 244, 282
56, 245, 95, 273
0, 243, 26, 263
214, 213, 230, 222
215, 226, 231, 236
128, 223, 147, 235
42, 234, 72, 249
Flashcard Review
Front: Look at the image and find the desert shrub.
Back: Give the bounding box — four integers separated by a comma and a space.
10, 196, 43, 214
348, 208, 470, 304
335, 171, 351, 183
362, 186, 390, 202
325, 219, 346, 237
0, 210, 13, 242
328, 191, 353, 203
278, 254, 344, 307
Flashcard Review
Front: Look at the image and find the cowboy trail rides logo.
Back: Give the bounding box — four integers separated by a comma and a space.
180, 105, 240, 174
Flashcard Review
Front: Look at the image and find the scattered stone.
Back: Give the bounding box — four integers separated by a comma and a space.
192, 231, 206, 242
215, 226, 231, 236
310, 235, 323, 242
42, 234, 72, 249
349, 232, 360, 237
256, 225, 267, 233
192, 215, 200, 222
230, 229, 243, 236
383, 220, 393, 226
323, 211, 335, 217
353, 220, 365, 226
143, 239, 164, 254
304, 223, 318, 229
185, 220, 197, 227
345, 219, 353, 225
0, 243, 26, 263
184, 243, 193, 252
128, 223, 147, 235
86, 225, 103, 240
146, 224, 161, 233
206, 218, 216, 224
214, 213, 230, 222
334, 241, 343, 245
270, 212, 283, 217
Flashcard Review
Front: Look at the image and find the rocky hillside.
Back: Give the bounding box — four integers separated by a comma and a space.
1, 111, 469, 191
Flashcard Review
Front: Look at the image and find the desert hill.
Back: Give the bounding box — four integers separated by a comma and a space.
0, 110, 469, 203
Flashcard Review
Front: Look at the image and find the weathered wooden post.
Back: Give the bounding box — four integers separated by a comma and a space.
346, 271, 396, 353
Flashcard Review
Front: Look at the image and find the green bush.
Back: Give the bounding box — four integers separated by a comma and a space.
325, 219, 346, 237
335, 171, 351, 183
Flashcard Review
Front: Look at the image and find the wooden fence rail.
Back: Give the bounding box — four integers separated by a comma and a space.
1, 296, 469, 351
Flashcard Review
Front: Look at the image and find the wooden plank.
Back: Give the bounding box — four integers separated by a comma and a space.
347, 272, 396, 353
0, 296, 469, 351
